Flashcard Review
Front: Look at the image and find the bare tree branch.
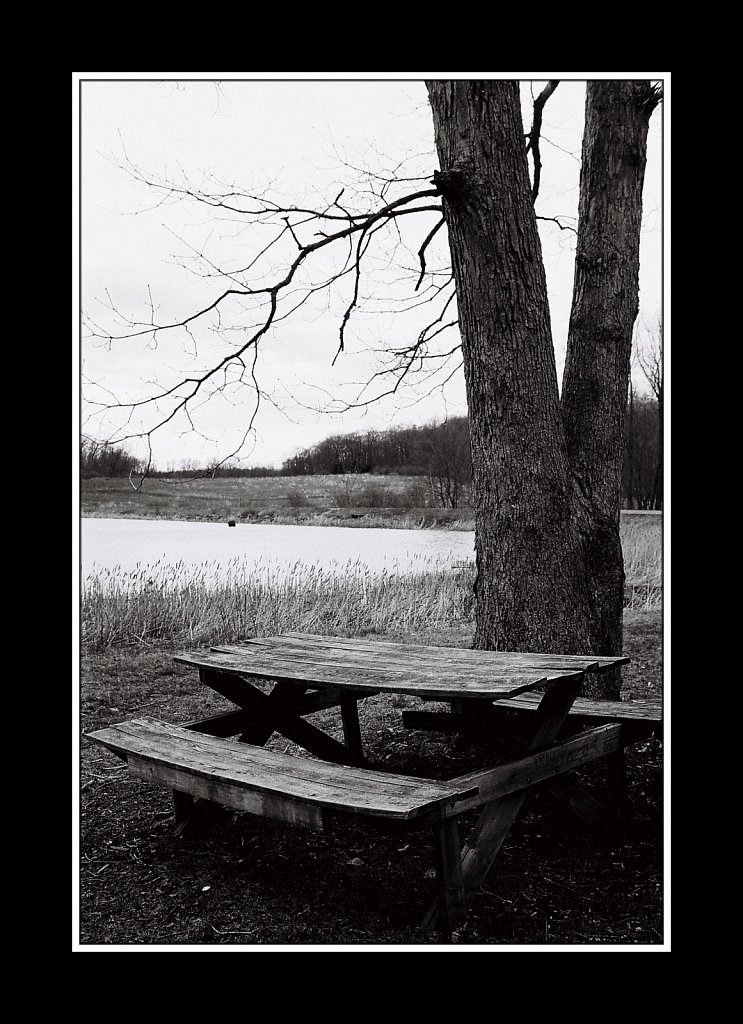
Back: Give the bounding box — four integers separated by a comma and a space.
536, 215, 577, 234
526, 80, 559, 203
415, 217, 445, 291
84, 178, 446, 466
85, 81, 596, 470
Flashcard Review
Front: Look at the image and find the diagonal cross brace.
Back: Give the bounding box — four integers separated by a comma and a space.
199, 669, 364, 766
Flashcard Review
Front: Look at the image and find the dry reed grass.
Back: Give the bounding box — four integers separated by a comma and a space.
81, 556, 473, 648
81, 512, 661, 648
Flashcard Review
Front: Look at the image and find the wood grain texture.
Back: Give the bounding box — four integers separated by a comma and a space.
176, 632, 627, 702
450, 724, 623, 812
129, 755, 324, 831
86, 717, 479, 821
177, 651, 586, 700
487, 692, 661, 721
237, 633, 629, 669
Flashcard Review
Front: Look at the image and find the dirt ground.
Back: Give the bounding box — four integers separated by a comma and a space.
77, 614, 664, 948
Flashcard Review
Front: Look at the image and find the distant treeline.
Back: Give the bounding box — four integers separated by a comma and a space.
80, 439, 144, 480
282, 418, 472, 508
81, 398, 662, 510
623, 392, 663, 511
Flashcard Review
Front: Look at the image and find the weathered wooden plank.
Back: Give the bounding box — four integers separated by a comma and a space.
207, 647, 591, 683
217, 645, 611, 679
230, 638, 627, 674
488, 692, 662, 721
405, 707, 618, 830
130, 757, 325, 831
175, 650, 588, 700
447, 724, 623, 813
214, 638, 629, 684
431, 818, 467, 931
271, 633, 629, 669
86, 718, 479, 820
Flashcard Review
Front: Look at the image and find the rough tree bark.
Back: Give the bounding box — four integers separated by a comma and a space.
426, 80, 659, 698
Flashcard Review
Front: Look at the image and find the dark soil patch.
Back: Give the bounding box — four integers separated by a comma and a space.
77, 614, 664, 947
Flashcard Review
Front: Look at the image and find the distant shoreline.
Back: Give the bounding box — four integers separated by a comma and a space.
80, 474, 661, 532
80, 506, 475, 532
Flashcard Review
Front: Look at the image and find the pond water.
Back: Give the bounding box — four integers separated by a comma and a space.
80, 518, 475, 581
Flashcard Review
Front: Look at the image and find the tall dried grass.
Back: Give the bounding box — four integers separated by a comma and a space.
620, 516, 663, 611
81, 516, 661, 648
81, 556, 472, 649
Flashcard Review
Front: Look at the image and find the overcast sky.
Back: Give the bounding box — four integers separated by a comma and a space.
77, 73, 665, 470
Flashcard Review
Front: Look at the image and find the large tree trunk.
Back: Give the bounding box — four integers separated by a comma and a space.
426, 82, 596, 657
426, 80, 658, 698
561, 80, 659, 692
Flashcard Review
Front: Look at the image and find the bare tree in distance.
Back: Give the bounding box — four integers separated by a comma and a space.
635, 316, 664, 510
83, 79, 662, 697
418, 418, 471, 509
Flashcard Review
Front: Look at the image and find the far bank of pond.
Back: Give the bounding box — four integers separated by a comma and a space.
80, 474, 474, 530
81, 473, 661, 533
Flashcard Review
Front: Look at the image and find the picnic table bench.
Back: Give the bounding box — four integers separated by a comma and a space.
86, 632, 661, 933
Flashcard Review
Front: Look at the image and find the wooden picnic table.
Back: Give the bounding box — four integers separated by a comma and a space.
88, 632, 660, 933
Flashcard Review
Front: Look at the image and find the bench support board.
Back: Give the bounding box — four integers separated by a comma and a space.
128, 753, 325, 831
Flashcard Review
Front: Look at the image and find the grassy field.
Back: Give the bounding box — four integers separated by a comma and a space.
81, 474, 471, 529
81, 475, 663, 539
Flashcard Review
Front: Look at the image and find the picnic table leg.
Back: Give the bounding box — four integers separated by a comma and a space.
172, 790, 193, 836
172, 789, 221, 838
421, 678, 583, 932
431, 818, 467, 931
340, 694, 364, 762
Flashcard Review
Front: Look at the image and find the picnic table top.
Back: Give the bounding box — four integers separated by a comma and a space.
174, 632, 629, 702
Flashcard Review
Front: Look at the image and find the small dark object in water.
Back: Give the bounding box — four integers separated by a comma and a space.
227, 519, 236, 527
